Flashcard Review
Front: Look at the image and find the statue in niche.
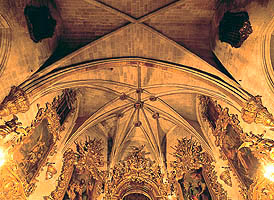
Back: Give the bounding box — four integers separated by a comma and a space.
178, 168, 212, 200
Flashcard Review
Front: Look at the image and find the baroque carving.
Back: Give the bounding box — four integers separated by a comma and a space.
105, 145, 168, 200
220, 167, 232, 187
17, 102, 61, 196
200, 96, 274, 199
46, 137, 104, 200
241, 95, 274, 127
45, 162, 57, 180
241, 132, 274, 200
171, 137, 228, 200
0, 115, 28, 146
0, 86, 30, 117
211, 99, 259, 188
45, 150, 76, 200
0, 163, 27, 200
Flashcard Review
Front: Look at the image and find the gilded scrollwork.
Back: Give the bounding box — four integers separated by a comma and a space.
241, 95, 274, 127
105, 145, 168, 200
0, 86, 30, 117
170, 137, 228, 200
199, 95, 274, 199
239, 132, 274, 200
0, 163, 27, 200
46, 137, 105, 200
45, 149, 76, 200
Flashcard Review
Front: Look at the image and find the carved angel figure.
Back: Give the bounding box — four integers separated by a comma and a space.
0, 115, 28, 145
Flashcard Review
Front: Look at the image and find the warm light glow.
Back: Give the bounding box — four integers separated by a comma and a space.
0, 148, 6, 167
264, 164, 274, 182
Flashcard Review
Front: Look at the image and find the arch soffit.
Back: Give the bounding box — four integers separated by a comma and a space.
22, 58, 249, 109
262, 16, 274, 94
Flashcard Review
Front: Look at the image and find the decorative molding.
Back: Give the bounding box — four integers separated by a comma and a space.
0, 86, 30, 117
241, 132, 274, 200
18, 102, 62, 196
0, 14, 12, 77
0, 100, 62, 198
0, 163, 27, 200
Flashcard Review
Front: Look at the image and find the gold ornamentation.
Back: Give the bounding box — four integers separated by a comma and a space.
171, 137, 228, 200
220, 167, 232, 187
0, 163, 27, 200
0, 115, 28, 146
0, 86, 30, 117
239, 132, 274, 199
45, 149, 76, 200
241, 95, 274, 127
46, 137, 104, 200
16, 102, 61, 196
210, 99, 257, 190
171, 138, 212, 177
45, 162, 57, 180
105, 145, 168, 200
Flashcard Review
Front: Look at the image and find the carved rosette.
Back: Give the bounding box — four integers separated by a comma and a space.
105, 146, 168, 200
241, 95, 274, 127
171, 138, 228, 200
0, 86, 30, 117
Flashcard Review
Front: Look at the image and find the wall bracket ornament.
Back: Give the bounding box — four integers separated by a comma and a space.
241, 95, 274, 127
0, 86, 29, 117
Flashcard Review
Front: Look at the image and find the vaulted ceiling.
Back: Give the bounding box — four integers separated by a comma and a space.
1, 0, 274, 199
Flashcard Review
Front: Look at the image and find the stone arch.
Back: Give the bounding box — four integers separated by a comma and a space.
0, 14, 12, 76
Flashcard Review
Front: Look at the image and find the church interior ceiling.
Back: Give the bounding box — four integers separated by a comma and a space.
0, 0, 274, 200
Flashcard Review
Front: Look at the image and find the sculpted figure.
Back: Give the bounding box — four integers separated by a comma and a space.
180, 170, 211, 200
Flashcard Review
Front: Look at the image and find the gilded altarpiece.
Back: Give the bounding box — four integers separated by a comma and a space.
199, 96, 274, 199
0, 89, 78, 199
0, 102, 62, 198
45, 138, 105, 200
170, 137, 228, 200
14, 103, 61, 196
105, 145, 168, 200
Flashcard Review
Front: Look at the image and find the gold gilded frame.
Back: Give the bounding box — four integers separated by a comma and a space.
13, 102, 62, 196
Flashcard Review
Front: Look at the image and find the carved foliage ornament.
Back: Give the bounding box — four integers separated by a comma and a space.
241, 95, 274, 127
16, 102, 61, 196
0, 86, 29, 117
171, 138, 228, 200
200, 96, 274, 199
105, 145, 168, 200
0, 101, 62, 199
46, 137, 104, 200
